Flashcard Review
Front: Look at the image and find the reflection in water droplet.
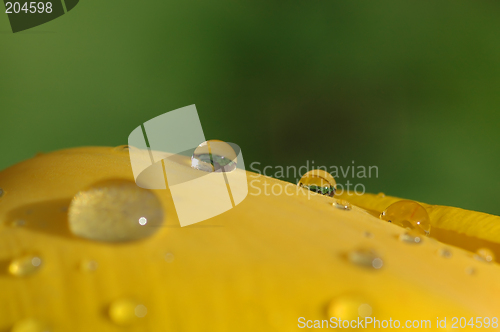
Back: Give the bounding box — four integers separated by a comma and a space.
376, 192, 385, 198
164, 253, 175, 263
11, 318, 49, 332
474, 248, 495, 263
348, 249, 383, 270
380, 200, 431, 235
109, 299, 146, 326
79, 260, 98, 272
334, 199, 352, 210
68, 181, 164, 242
9, 255, 42, 277
438, 248, 452, 258
399, 231, 423, 244
191, 140, 237, 173
327, 295, 373, 321
299, 170, 336, 197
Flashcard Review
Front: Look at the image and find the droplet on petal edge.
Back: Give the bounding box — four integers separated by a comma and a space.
191, 140, 237, 173
11, 318, 50, 332
347, 249, 383, 270
68, 181, 164, 242
8, 255, 43, 277
334, 199, 352, 210
376, 192, 385, 198
327, 295, 373, 321
109, 299, 147, 326
298, 170, 336, 197
379, 200, 431, 235
474, 248, 495, 263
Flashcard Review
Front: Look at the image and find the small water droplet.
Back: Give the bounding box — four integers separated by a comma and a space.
376, 192, 385, 198
474, 248, 495, 263
9, 255, 43, 277
348, 249, 383, 270
164, 253, 175, 263
299, 170, 336, 197
79, 260, 98, 272
438, 248, 452, 258
399, 231, 423, 244
334, 199, 352, 210
68, 181, 164, 242
465, 267, 476, 275
109, 299, 146, 326
10, 318, 49, 332
380, 200, 431, 235
363, 231, 373, 238
191, 140, 237, 172
327, 296, 373, 321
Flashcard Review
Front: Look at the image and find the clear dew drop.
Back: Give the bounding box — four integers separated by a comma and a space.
79, 259, 98, 272
474, 248, 495, 263
191, 140, 237, 173
438, 248, 452, 258
8, 255, 42, 277
334, 199, 352, 210
399, 231, 423, 244
376, 192, 386, 198
68, 181, 164, 242
298, 170, 336, 197
109, 299, 147, 326
348, 249, 383, 270
380, 200, 431, 235
164, 252, 175, 263
10, 318, 49, 332
327, 295, 373, 321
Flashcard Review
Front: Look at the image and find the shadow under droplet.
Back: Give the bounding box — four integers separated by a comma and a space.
5, 198, 77, 240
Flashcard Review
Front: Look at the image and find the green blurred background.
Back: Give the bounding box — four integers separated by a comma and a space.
1, 1, 499, 214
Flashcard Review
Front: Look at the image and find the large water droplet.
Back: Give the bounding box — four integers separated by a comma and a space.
348, 249, 383, 270
334, 199, 352, 210
9, 255, 42, 277
399, 230, 423, 244
191, 140, 237, 173
109, 299, 147, 326
11, 318, 49, 332
380, 200, 431, 235
474, 248, 495, 263
327, 296, 373, 321
68, 181, 164, 242
299, 170, 336, 197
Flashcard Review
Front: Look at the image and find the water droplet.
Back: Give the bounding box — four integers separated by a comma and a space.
334, 199, 352, 210
438, 248, 452, 258
327, 296, 373, 321
164, 252, 175, 263
399, 231, 423, 244
191, 140, 237, 172
348, 249, 383, 270
380, 200, 431, 235
68, 181, 164, 242
109, 299, 146, 326
376, 192, 385, 198
10, 318, 49, 332
474, 248, 495, 263
79, 260, 98, 272
299, 170, 336, 197
363, 231, 373, 238
465, 267, 476, 275
9, 254, 43, 277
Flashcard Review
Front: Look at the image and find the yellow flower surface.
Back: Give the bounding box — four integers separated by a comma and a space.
0, 147, 499, 331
